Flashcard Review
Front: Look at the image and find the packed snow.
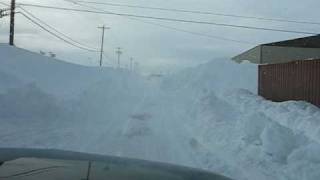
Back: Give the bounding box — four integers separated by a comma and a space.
0, 44, 319, 180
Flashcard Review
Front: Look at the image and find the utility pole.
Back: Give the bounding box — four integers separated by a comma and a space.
98, 25, 110, 67
116, 47, 123, 69
134, 62, 140, 73
9, 0, 15, 46
130, 57, 133, 71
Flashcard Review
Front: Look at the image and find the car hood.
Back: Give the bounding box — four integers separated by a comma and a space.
0, 148, 232, 180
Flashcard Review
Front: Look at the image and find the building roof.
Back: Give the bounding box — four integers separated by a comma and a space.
262, 35, 320, 48
232, 35, 320, 64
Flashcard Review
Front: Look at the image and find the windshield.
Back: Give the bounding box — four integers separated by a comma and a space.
0, 0, 319, 180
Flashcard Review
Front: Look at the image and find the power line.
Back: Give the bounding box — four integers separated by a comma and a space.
63, 0, 253, 44
19, 7, 98, 51
132, 19, 254, 44
0, 1, 9, 7
73, 0, 320, 26
19, 12, 99, 52
0, 1, 10, 18
16, 3, 318, 35
64, 0, 116, 67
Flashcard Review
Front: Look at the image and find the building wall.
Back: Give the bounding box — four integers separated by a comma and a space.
262, 46, 320, 64
258, 59, 320, 107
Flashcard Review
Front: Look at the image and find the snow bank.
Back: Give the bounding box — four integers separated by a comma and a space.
227, 89, 320, 145
179, 88, 320, 180
0, 71, 23, 93
161, 59, 257, 96
161, 59, 320, 180
0, 44, 119, 99
0, 44, 319, 180
0, 83, 63, 119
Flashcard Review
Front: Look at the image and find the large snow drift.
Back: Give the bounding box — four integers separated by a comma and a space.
0, 45, 319, 180
0, 44, 126, 98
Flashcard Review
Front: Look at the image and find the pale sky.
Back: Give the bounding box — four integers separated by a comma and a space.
0, 0, 319, 72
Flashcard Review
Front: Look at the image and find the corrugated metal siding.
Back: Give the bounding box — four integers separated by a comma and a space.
258, 59, 320, 107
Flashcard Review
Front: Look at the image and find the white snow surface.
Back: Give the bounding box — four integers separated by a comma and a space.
0, 44, 122, 99
0, 45, 319, 180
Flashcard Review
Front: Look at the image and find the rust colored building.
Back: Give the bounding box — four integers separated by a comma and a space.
232, 35, 320, 107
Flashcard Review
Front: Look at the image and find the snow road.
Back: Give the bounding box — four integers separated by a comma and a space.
76, 82, 200, 167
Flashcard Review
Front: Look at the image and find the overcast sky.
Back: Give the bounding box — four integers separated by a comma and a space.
0, 0, 319, 72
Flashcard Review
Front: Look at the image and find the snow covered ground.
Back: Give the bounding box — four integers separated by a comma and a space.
0, 44, 319, 180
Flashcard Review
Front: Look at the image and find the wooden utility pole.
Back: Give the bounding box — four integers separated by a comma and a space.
9, 0, 15, 46
116, 47, 122, 69
98, 25, 110, 67
130, 57, 133, 71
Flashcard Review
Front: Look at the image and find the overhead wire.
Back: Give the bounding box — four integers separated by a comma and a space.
0, 1, 9, 7
16, 3, 319, 35
18, 12, 99, 52
123, 19, 254, 44
66, 0, 130, 68
63, 0, 253, 44
0, 1, 10, 15
73, 0, 320, 26
19, 6, 98, 51
63, 0, 117, 65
